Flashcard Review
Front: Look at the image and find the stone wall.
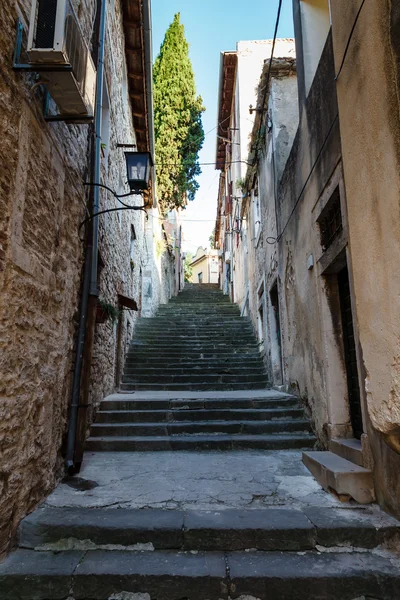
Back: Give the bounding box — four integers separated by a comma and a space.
0, 0, 172, 555
0, 0, 94, 555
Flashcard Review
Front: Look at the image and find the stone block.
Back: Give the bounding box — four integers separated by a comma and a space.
302, 451, 375, 503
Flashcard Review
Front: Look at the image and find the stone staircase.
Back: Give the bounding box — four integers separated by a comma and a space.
2, 284, 398, 598
86, 284, 316, 452
121, 283, 269, 391
1, 503, 400, 599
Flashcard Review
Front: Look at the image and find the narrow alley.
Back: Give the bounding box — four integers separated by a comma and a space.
2, 0, 400, 598
1, 285, 400, 599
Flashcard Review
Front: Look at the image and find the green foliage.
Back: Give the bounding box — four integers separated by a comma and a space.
184, 252, 193, 282
236, 178, 247, 192
153, 13, 205, 213
97, 300, 121, 324
209, 228, 215, 249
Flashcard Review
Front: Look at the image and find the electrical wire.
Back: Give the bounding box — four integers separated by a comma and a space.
251, 0, 283, 167
335, 0, 368, 80
271, 113, 339, 244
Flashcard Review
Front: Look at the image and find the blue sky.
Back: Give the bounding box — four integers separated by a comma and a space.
151, 0, 295, 253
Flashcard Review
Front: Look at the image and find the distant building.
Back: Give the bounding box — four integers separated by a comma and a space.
190, 247, 219, 284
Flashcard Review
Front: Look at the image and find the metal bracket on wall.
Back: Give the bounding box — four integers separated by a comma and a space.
12, 18, 94, 124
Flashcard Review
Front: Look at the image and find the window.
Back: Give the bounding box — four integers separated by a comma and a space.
319, 186, 342, 251
198, 272, 203, 283
252, 180, 261, 243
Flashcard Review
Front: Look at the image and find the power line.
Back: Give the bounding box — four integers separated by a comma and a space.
252, 0, 283, 168
271, 113, 339, 244
335, 0, 368, 80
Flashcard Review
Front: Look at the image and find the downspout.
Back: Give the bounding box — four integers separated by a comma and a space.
65, 0, 107, 472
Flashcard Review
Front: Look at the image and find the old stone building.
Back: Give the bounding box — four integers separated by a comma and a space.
0, 0, 180, 555
215, 0, 400, 517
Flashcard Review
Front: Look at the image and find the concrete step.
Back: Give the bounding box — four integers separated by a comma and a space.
330, 438, 364, 467
85, 432, 317, 451
96, 407, 305, 423
18, 506, 400, 552
1, 547, 399, 600
99, 396, 300, 411
90, 419, 312, 437
302, 451, 375, 504
119, 381, 270, 391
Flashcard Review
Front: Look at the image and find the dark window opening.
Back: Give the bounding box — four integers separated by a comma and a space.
319, 186, 342, 251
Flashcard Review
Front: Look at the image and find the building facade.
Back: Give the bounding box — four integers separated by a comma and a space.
0, 0, 180, 555
189, 246, 219, 284
215, 1, 400, 517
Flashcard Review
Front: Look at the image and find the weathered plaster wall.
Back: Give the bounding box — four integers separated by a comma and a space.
231, 40, 297, 312
274, 32, 344, 441
330, 0, 400, 516
247, 75, 299, 383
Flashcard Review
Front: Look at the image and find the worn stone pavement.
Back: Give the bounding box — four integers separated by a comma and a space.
47, 449, 366, 513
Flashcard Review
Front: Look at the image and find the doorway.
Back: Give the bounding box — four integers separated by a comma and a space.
337, 266, 363, 439
270, 282, 283, 385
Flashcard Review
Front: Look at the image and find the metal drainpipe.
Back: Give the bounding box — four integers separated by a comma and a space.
65, 0, 107, 471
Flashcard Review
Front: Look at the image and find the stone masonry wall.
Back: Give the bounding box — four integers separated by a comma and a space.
0, 0, 96, 555
0, 0, 168, 555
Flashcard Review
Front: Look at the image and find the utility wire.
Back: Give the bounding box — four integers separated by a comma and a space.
252, 0, 283, 168
335, 0, 368, 80
272, 113, 339, 244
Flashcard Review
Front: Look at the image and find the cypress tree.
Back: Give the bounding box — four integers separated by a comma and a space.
153, 13, 205, 213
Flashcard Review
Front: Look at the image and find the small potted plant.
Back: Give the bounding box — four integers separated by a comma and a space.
96, 299, 121, 324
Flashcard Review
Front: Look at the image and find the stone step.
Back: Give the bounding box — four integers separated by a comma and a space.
155, 309, 240, 314
1, 547, 399, 600
136, 321, 251, 326
302, 451, 375, 504
126, 351, 263, 360
130, 340, 260, 348
120, 382, 270, 391
329, 438, 364, 467
122, 373, 268, 384
18, 506, 400, 552
133, 332, 255, 339
85, 432, 317, 451
123, 366, 267, 376
99, 397, 300, 411
124, 359, 265, 369
90, 419, 312, 437
95, 407, 305, 423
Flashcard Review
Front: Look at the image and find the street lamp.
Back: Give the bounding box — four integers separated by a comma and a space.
125, 151, 153, 192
